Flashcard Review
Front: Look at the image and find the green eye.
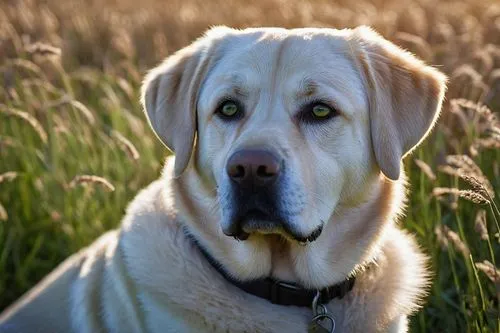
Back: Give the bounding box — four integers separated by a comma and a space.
311, 104, 332, 118
219, 101, 239, 118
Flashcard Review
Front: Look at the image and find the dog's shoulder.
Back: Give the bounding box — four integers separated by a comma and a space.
344, 225, 429, 332
120, 168, 181, 246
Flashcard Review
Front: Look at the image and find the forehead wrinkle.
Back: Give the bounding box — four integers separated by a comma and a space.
295, 78, 318, 99
211, 73, 250, 98
269, 36, 294, 106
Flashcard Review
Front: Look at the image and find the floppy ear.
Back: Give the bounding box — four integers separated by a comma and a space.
141, 28, 228, 177
352, 26, 447, 180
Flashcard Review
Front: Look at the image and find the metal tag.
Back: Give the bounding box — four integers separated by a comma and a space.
309, 291, 335, 333
308, 317, 332, 333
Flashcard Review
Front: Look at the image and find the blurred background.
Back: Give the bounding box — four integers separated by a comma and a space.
1, 0, 499, 332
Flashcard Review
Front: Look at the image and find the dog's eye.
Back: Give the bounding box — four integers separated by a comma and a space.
216, 100, 242, 120
299, 102, 337, 123
311, 104, 332, 119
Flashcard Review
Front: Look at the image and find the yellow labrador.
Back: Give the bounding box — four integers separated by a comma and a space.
0, 26, 446, 333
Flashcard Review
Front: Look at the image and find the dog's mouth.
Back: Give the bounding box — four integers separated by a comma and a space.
227, 209, 323, 244
240, 209, 281, 234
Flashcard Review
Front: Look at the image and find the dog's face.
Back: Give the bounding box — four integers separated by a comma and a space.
195, 30, 374, 243
142, 26, 446, 284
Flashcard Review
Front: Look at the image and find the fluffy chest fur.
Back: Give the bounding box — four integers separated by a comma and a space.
112, 178, 428, 333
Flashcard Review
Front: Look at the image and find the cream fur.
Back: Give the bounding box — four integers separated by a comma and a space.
0, 26, 445, 333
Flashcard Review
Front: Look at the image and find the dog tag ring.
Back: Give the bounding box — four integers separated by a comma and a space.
308, 291, 335, 333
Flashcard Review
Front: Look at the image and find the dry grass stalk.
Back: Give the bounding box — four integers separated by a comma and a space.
488, 126, 500, 138
435, 225, 449, 250
68, 175, 115, 192
475, 260, 500, 284
435, 225, 471, 257
0, 107, 48, 144
111, 130, 140, 161
475, 209, 489, 240
0, 203, 7, 221
414, 159, 437, 181
446, 226, 471, 257
457, 190, 490, 205
50, 210, 62, 222
460, 174, 494, 199
25, 42, 61, 57
439, 155, 495, 199
449, 65, 486, 101
445, 155, 483, 176
451, 98, 494, 118
116, 78, 135, 101
469, 144, 479, 157
43, 95, 96, 125
434, 187, 489, 205
449, 99, 498, 144
433, 187, 460, 197
472, 138, 500, 150
60, 223, 75, 237
0, 171, 18, 184
68, 100, 96, 125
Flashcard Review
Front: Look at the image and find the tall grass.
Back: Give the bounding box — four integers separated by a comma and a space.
1, 0, 499, 331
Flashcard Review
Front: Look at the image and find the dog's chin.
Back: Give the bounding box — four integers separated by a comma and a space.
228, 211, 324, 244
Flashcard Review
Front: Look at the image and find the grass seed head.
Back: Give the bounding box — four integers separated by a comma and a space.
0, 107, 48, 144
458, 190, 490, 205
0, 171, 18, 184
111, 130, 140, 161
68, 175, 115, 192
443, 225, 471, 257
415, 159, 437, 181
435, 225, 449, 250
25, 42, 62, 58
0, 203, 7, 221
432, 187, 459, 197
474, 209, 489, 240
475, 260, 500, 284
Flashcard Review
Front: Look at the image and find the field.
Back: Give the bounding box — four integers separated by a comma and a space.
1, 0, 500, 331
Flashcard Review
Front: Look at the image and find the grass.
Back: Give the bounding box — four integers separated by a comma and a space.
1, 0, 500, 331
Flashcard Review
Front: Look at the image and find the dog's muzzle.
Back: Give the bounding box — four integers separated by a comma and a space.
223, 148, 281, 240
222, 149, 323, 243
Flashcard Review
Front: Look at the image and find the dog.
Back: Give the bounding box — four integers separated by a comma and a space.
0, 26, 446, 333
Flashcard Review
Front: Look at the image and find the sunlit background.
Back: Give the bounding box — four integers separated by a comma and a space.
1, 0, 499, 331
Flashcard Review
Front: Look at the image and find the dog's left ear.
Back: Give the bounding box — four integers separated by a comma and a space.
141, 27, 231, 177
352, 26, 447, 180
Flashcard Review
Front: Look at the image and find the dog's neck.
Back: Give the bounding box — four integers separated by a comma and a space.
169, 158, 405, 289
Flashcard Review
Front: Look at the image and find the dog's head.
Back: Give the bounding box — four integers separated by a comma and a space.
141, 26, 446, 284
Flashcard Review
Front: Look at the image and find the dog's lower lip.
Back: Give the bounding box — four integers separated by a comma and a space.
234, 232, 249, 241
223, 227, 250, 240
226, 210, 324, 243
291, 224, 323, 243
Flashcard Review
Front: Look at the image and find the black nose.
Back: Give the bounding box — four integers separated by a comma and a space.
226, 149, 281, 187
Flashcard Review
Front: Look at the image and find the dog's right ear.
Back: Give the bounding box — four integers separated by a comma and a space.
141, 27, 231, 177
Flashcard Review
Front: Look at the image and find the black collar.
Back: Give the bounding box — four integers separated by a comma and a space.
186, 231, 355, 307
